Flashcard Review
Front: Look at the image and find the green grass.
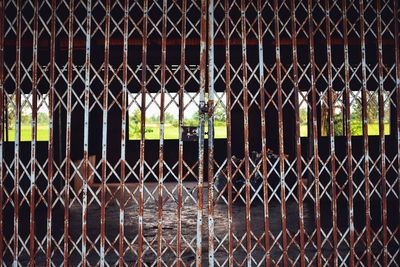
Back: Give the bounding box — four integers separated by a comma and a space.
300, 124, 308, 137
300, 122, 390, 137
358, 122, 390, 136
129, 123, 227, 140
6, 124, 49, 142
4, 122, 390, 141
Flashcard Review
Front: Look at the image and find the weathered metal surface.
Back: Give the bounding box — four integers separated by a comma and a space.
376, 1, 388, 266
0, 0, 399, 266
307, 0, 322, 265
0, 0, 4, 264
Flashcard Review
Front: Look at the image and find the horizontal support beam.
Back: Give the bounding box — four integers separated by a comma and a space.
3, 37, 396, 50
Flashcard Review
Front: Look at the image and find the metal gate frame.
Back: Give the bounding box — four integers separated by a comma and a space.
1, 0, 400, 266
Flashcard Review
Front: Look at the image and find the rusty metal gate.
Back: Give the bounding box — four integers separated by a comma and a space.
1, 0, 400, 266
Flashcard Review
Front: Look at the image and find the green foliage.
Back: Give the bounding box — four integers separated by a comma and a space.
128, 105, 227, 140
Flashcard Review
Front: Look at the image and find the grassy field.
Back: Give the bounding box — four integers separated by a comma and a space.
6, 125, 49, 142
129, 123, 227, 140
300, 123, 390, 137
4, 123, 390, 141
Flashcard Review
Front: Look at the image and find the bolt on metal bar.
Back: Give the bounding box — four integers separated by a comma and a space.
13, 1, 21, 264
358, 1, 372, 265
207, 0, 215, 266
376, 1, 388, 265
45, 0, 57, 265
177, 0, 187, 265
138, 1, 148, 265
119, 0, 129, 266
257, 1, 271, 266
307, 0, 322, 265
100, 0, 111, 265
223, 1, 233, 266
29, 0, 39, 264
291, 0, 305, 265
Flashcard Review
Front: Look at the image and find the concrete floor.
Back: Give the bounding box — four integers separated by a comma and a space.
6, 182, 400, 266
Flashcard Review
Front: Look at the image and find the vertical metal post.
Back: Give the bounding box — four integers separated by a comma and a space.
273, 0, 288, 266
359, 1, 372, 265
82, 1, 92, 265
100, 0, 111, 265
376, 1, 388, 265
207, 0, 215, 266
394, 1, 400, 265
13, 1, 22, 265
341, 1, 355, 265
257, 1, 271, 266
324, 1, 338, 265
224, 1, 233, 265
29, 0, 39, 264
240, 1, 252, 265
0, 0, 4, 264
64, 0, 74, 265
307, 0, 322, 265
197, 0, 207, 265
177, 0, 187, 265
157, 1, 167, 265
291, 0, 305, 265
138, 1, 148, 265
46, 0, 56, 265
119, 0, 129, 265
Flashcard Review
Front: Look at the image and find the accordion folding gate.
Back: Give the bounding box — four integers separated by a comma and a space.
1, 0, 400, 266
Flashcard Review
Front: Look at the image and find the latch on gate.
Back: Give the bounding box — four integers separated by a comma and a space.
182, 102, 211, 141
182, 126, 199, 142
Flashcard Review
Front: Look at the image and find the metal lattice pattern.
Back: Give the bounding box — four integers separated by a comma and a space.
1, 0, 400, 266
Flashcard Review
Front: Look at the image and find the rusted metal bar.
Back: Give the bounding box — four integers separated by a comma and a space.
13, 1, 21, 264
395, 1, 400, 266
341, 1, 355, 265
29, 0, 39, 264
0, 0, 4, 264
197, 0, 207, 265
177, 0, 186, 265
307, 0, 322, 265
119, 10, 129, 266
119, 0, 129, 265
63, 0, 74, 265
359, 1, 372, 265
257, 1, 271, 266
82, 1, 92, 265
157, 0, 167, 265
207, 0, 215, 266
138, 1, 148, 265
376, 1, 388, 265
100, 1, 111, 265
224, 1, 233, 265
324, 1, 338, 265
118, 0, 129, 267
291, 0, 305, 265
46, 0, 57, 265
273, 0, 288, 265
240, 1, 252, 266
